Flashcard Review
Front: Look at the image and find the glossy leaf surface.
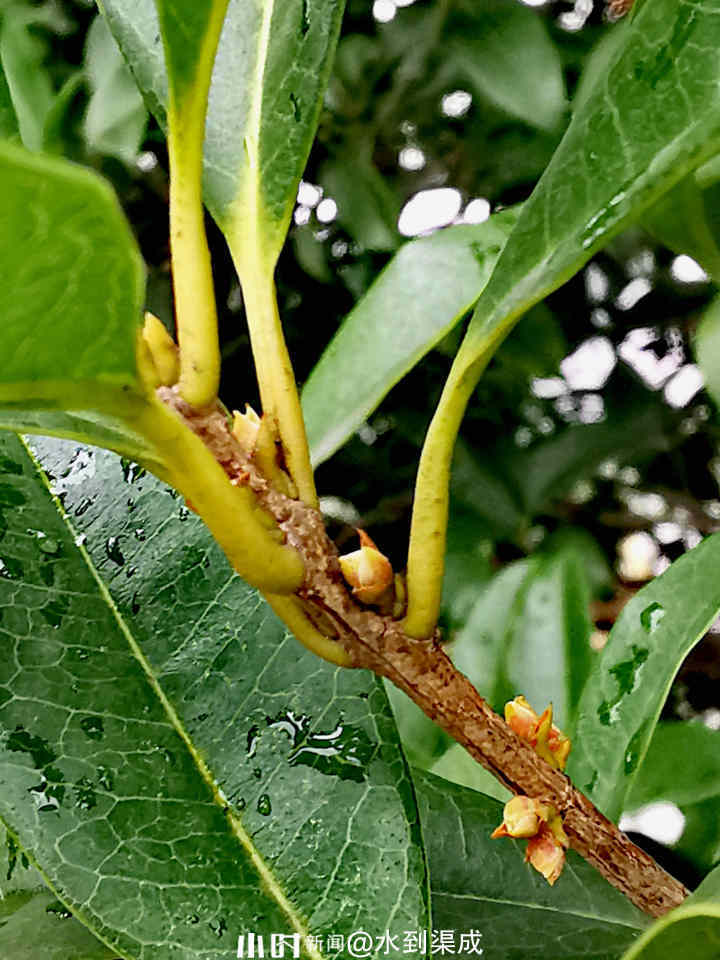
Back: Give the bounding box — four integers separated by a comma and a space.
303, 211, 519, 465
100, 0, 347, 268
569, 533, 720, 820
0, 433, 426, 959
458, 0, 720, 382
415, 770, 648, 960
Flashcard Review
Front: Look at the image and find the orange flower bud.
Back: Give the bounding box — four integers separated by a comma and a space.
339, 530, 393, 604
525, 823, 566, 886
491, 796, 541, 839
504, 696, 571, 771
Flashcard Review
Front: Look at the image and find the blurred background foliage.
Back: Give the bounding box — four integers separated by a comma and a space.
3, 0, 720, 890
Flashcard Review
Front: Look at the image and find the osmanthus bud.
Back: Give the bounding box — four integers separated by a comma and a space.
492, 796, 570, 885
525, 823, 567, 886
142, 312, 179, 386
231, 405, 261, 454
504, 696, 571, 771
491, 796, 541, 838
339, 530, 394, 604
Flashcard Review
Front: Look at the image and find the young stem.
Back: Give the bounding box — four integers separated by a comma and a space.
233, 261, 318, 508
404, 331, 505, 638
165, 3, 229, 409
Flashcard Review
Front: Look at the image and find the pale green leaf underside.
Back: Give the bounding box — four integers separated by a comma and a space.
0, 433, 426, 959
620, 868, 720, 960
0, 143, 149, 454
303, 211, 519, 466
569, 533, 720, 821
463, 0, 720, 370
414, 770, 648, 960
100, 0, 346, 264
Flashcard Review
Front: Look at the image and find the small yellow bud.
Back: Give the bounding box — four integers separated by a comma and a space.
339, 530, 394, 604
525, 823, 566, 886
491, 796, 540, 839
142, 312, 179, 386
232, 405, 261, 454
504, 696, 571, 771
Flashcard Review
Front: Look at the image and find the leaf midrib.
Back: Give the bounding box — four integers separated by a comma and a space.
432, 890, 646, 930
22, 436, 326, 960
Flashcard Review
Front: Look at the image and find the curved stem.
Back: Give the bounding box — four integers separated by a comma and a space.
264, 593, 351, 667
404, 328, 507, 639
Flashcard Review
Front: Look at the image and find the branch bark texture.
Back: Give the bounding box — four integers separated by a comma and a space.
159, 386, 689, 920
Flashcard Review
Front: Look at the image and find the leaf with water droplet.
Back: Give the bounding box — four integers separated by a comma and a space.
0, 433, 427, 957
640, 602, 665, 634
569, 532, 720, 819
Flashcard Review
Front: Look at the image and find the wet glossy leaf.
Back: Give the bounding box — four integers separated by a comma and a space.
100, 0, 347, 269
627, 722, 720, 810
0, 142, 149, 456
304, 210, 519, 466
0, 889, 116, 960
414, 770, 649, 960
458, 0, 720, 385
83, 15, 147, 165
569, 533, 720, 820
0, 432, 426, 959
619, 865, 720, 960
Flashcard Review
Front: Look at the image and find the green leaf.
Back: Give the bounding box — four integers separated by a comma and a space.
627, 721, 720, 810
427, 744, 511, 804
449, 2, 566, 132
460, 0, 720, 384
451, 547, 593, 731
451, 558, 537, 710
303, 210, 520, 466
414, 770, 649, 960
506, 402, 672, 519
0, 4, 55, 151
673, 798, 720, 874
0, 890, 117, 960
0, 61, 20, 139
0, 142, 149, 456
100, 0, 347, 269
569, 533, 720, 820
0, 432, 427, 959
619, 864, 720, 960
83, 15, 146, 165
694, 294, 720, 409
642, 174, 720, 281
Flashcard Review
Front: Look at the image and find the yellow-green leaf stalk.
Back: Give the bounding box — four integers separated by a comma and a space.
404, 328, 508, 639
231, 256, 318, 508
164, 1, 229, 408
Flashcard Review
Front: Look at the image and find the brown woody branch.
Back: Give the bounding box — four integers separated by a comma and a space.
160, 387, 688, 920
